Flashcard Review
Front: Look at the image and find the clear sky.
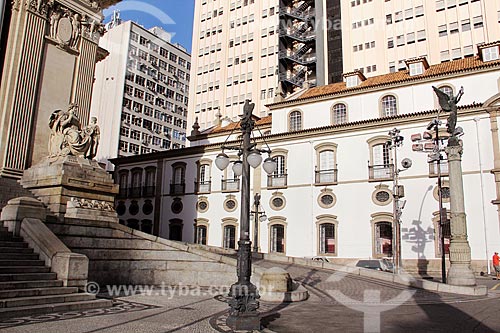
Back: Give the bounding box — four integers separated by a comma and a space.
104, 0, 196, 53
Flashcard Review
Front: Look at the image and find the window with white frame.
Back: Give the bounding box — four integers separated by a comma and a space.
315, 143, 338, 185
332, 103, 347, 124
368, 136, 392, 181
289, 110, 302, 131
381, 95, 397, 117
223, 225, 236, 249
482, 46, 499, 62
319, 223, 336, 255
270, 224, 285, 253
195, 225, 207, 245
196, 161, 211, 193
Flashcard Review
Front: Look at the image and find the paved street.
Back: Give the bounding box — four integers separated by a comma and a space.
0, 260, 499, 333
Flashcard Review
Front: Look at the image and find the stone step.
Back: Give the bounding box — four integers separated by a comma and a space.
0, 266, 51, 274
0, 280, 63, 290
0, 286, 78, 299
0, 293, 96, 308
0, 299, 112, 319
0, 241, 28, 248
0, 233, 22, 241
0, 273, 57, 282
0, 260, 44, 266
0, 253, 40, 260
0, 247, 34, 254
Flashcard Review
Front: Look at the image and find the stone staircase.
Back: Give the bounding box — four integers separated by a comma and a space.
0, 224, 111, 319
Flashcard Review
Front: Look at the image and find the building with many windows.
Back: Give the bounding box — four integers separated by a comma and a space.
188, 0, 500, 132
90, 18, 191, 170
341, 0, 500, 76
111, 45, 500, 273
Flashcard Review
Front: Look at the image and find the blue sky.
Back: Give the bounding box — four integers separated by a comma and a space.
104, 0, 196, 53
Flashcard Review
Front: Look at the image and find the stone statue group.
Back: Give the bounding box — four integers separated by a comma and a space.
48, 104, 100, 160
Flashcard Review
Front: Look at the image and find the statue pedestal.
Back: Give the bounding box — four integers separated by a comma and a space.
20, 156, 118, 220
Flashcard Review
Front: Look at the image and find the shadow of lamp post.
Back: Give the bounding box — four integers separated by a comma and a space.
252, 193, 267, 253
215, 100, 277, 331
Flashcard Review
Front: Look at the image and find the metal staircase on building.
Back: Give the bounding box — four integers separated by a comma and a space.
0, 224, 111, 319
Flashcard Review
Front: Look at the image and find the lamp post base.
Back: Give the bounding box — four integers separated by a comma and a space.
448, 263, 476, 286
226, 312, 261, 331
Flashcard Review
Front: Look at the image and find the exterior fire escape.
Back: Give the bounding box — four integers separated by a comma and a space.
279, 0, 317, 95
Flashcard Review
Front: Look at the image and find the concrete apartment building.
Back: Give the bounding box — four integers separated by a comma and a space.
188, 0, 500, 131
342, 0, 500, 75
91, 16, 191, 170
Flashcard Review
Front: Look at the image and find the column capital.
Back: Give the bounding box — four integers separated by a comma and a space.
445, 145, 463, 161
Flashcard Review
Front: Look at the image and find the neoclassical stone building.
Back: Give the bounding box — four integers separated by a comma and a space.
0, 0, 120, 179
112, 44, 500, 273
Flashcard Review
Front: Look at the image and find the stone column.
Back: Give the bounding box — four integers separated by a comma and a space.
0, 0, 47, 178
72, 36, 98, 125
445, 144, 476, 286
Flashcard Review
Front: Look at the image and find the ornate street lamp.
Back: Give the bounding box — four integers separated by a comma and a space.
251, 193, 267, 253
387, 128, 411, 274
412, 118, 448, 283
215, 100, 277, 330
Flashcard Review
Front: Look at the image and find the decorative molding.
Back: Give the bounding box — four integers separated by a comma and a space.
68, 197, 114, 211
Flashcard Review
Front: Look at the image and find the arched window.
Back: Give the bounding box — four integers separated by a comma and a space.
381, 95, 397, 117
130, 168, 143, 197
170, 162, 186, 195
289, 110, 302, 131
118, 170, 129, 198
196, 160, 212, 193
439, 85, 454, 98
169, 219, 183, 241
223, 225, 236, 249
144, 167, 156, 197
319, 223, 336, 254
368, 136, 392, 180
268, 152, 287, 188
270, 224, 285, 253
332, 103, 347, 124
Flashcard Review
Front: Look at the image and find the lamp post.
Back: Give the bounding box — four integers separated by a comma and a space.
412, 119, 448, 283
387, 128, 411, 274
215, 100, 277, 330
251, 193, 267, 253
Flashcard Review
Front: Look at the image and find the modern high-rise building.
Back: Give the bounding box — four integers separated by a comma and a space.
91, 16, 191, 170
189, 0, 500, 131
340, 0, 500, 75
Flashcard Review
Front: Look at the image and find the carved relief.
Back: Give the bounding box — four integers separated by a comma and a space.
27, 0, 51, 15
69, 197, 115, 212
47, 2, 103, 49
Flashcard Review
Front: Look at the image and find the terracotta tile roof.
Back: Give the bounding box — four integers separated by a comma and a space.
281, 56, 500, 103
207, 115, 272, 135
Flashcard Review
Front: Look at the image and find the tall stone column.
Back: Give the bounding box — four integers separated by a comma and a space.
72, 36, 98, 125
0, 0, 48, 178
445, 144, 476, 286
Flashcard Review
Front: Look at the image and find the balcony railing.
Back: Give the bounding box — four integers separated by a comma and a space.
267, 174, 288, 188
315, 169, 338, 185
129, 187, 142, 198
170, 182, 185, 195
221, 178, 240, 192
195, 181, 211, 194
369, 165, 394, 181
429, 161, 449, 177
143, 186, 156, 197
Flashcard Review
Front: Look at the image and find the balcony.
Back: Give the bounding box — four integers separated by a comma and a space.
143, 186, 156, 197
221, 178, 240, 192
195, 180, 211, 194
170, 182, 185, 195
267, 174, 288, 189
315, 169, 338, 185
129, 187, 142, 198
368, 165, 394, 181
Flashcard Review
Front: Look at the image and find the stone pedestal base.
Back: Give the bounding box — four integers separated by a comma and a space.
20, 156, 118, 219
447, 264, 476, 286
